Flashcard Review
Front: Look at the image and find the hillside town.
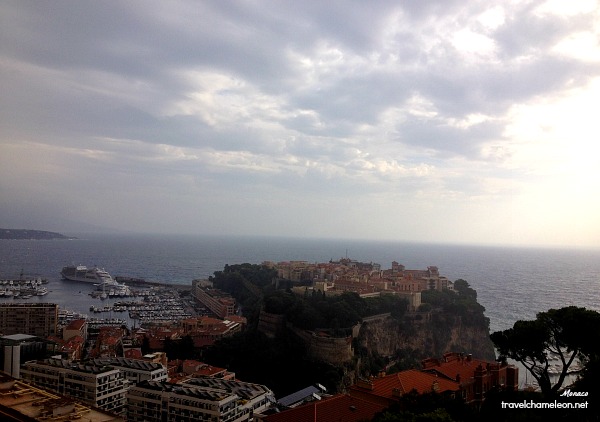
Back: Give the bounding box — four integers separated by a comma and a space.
0, 259, 518, 421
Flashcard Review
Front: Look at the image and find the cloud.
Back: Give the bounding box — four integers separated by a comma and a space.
1, 0, 600, 246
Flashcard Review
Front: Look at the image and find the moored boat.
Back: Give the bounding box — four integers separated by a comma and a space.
61, 265, 115, 284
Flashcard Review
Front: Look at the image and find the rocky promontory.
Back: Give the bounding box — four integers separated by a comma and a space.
0, 228, 76, 240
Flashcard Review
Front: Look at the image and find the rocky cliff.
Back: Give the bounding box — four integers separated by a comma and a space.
356, 311, 496, 363
258, 308, 496, 369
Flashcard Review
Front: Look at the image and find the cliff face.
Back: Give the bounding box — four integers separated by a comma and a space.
357, 312, 496, 362
258, 309, 497, 367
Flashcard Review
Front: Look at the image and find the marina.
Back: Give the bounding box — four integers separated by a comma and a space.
89, 295, 193, 323
1, 266, 196, 329
0, 277, 49, 298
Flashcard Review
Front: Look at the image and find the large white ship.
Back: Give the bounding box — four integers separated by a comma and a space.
60, 265, 115, 284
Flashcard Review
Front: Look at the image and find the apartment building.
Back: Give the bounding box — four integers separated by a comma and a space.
0, 372, 123, 422
183, 377, 274, 415
0, 303, 58, 338
20, 358, 128, 416
192, 281, 236, 318
90, 356, 168, 384
0, 334, 48, 378
127, 377, 275, 422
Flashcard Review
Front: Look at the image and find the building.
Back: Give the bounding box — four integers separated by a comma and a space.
349, 369, 461, 407
20, 358, 128, 416
63, 318, 87, 342
89, 326, 125, 358
167, 360, 236, 384
348, 352, 518, 407
127, 377, 275, 422
0, 303, 58, 338
141, 351, 168, 367
277, 259, 454, 299
276, 384, 328, 408
0, 334, 49, 378
52, 334, 85, 360
182, 377, 274, 415
180, 316, 242, 347
0, 373, 123, 422
181, 360, 235, 379
420, 352, 519, 403
256, 394, 386, 422
90, 356, 168, 384
192, 282, 236, 318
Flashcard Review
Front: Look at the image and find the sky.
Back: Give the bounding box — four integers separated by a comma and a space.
1, 1, 600, 248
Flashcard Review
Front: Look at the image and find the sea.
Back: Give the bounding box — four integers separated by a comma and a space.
1, 233, 599, 385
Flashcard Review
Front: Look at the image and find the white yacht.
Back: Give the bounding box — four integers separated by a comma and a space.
61, 265, 115, 284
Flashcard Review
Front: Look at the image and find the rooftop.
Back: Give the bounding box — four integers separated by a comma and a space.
261, 394, 386, 422
0, 373, 123, 421
92, 357, 164, 372
64, 319, 86, 330
350, 369, 460, 400
26, 358, 118, 375
421, 352, 511, 384
182, 377, 273, 400
1, 334, 38, 342
277, 384, 325, 407
132, 380, 234, 402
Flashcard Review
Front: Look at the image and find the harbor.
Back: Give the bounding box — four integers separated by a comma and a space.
0, 277, 49, 299
1, 267, 197, 330
89, 294, 193, 324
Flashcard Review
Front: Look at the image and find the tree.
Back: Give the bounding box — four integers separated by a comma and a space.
490, 306, 600, 397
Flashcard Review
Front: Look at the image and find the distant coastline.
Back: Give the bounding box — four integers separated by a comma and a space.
0, 228, 77, 240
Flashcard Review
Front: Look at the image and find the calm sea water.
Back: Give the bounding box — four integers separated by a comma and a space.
1, 233, 600, 335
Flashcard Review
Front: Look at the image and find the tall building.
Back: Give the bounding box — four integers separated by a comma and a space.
0, 303, 58, 338
0, 334, 49, 378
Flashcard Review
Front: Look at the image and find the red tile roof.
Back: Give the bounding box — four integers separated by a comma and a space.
65, 319, 86, 330
423, 353, 494, 384
226, 315, 247, 324
262, 394, 386, 422
125, 349, 143, 359
194, 364, 226, 377
350, 369, 460, 400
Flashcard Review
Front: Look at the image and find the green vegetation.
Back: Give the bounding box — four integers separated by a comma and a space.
264, 289, 408, 331
204, 265, 600, 419
421, 279, 489, 327
211, 263, 275, 292
204, 264, 492, 397
202, 328, 343, 397
211, 263, 408, 330
204, 263, 410, 394
491, 306, 600, 398
210, 263, 276, 325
